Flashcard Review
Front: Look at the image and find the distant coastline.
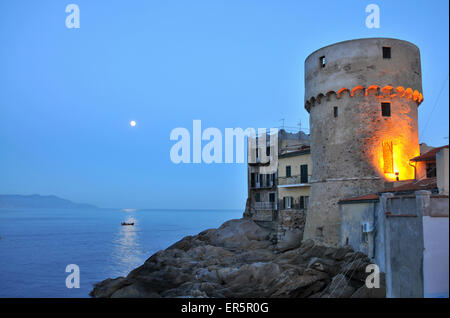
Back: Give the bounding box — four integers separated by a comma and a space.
0, 194, 98, 209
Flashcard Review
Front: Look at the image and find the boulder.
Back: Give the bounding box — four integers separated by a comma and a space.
350, 284, 386, 298
325, 274, 355, 298
277, 228, 303, 252
90, 277, 132, 298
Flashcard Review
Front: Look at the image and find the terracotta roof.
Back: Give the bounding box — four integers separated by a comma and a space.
380, 177, 437, 193
339, 193, 379, 203
410, 145, 449, 162
339, 177, 438, 203
279, 147, 311, 158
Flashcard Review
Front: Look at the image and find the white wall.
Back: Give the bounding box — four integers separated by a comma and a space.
436, 148, 449, 195
423, 216, 449, 298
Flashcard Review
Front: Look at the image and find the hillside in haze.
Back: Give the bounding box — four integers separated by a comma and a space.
0, 194, 98, 209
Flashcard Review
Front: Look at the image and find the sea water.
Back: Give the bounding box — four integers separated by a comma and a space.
0, 208, 242, 297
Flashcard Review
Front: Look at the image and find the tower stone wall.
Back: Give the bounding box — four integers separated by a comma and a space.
303, 38, 423, 246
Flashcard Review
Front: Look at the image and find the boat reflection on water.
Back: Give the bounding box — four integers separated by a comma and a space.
121, 208, 137, 213
109, 213, 145, 277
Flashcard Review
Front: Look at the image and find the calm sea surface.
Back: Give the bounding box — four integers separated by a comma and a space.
0, 208, 242, 297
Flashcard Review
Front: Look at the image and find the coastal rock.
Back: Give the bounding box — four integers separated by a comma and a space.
89, 277, 132, 298
90, 218, 385, 298
350, 284, 386, 298
324, 274, 355, 298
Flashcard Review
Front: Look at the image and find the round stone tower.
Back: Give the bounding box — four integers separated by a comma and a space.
303, 38, 423, 246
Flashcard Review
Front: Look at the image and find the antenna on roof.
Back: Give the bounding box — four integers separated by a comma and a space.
279, 118, 285, 130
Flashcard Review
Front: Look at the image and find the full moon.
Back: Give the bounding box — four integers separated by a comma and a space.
130, 120, 136, 127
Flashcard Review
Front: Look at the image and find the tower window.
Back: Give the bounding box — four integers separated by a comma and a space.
382, 47, 391, 59
382, 141, 394, 174
316, 227, 324, 237
320, 56, 326, 68
381, 102, 391, 117
333, 106, 338, 118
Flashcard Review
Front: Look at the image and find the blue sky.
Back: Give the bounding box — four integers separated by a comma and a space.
0, 0, 448, 209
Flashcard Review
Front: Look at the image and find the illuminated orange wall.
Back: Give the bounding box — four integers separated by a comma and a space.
362, 86, 421, 181
306, 85, 422, 182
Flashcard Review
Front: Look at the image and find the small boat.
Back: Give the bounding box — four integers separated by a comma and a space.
121, 208, 137, 213
121, 222, 134, 226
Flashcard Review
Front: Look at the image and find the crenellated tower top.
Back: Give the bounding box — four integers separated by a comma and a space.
304, 38, 423, 112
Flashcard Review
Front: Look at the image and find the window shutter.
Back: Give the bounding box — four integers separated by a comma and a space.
300, 165, 308, 183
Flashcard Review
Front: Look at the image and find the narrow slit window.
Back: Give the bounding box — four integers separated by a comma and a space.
316, 227, 324, 237
382, 47, 391, 59
333, 106, 338, 118
382, 141, 394, 174
320, 56, 326, 68
381, 102, 391, 117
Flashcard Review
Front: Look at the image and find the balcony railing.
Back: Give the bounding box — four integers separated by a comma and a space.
253, 202, 277, 210
278, 175, 310, 186
278, 200, 308, 211
250, 181, 276, 189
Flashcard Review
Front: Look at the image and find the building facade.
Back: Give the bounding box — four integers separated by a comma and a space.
276, 147, 311, 249
244, 129, 310, 234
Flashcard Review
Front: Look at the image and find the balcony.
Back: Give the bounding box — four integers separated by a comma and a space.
250, 181, 276, 189
278, 175, 311, 187
248, 157, 272, 167
278, 199, 308, 211
253, 202, 277, 210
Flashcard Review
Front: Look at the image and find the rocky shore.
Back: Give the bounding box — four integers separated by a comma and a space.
90, 218, 385, 298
